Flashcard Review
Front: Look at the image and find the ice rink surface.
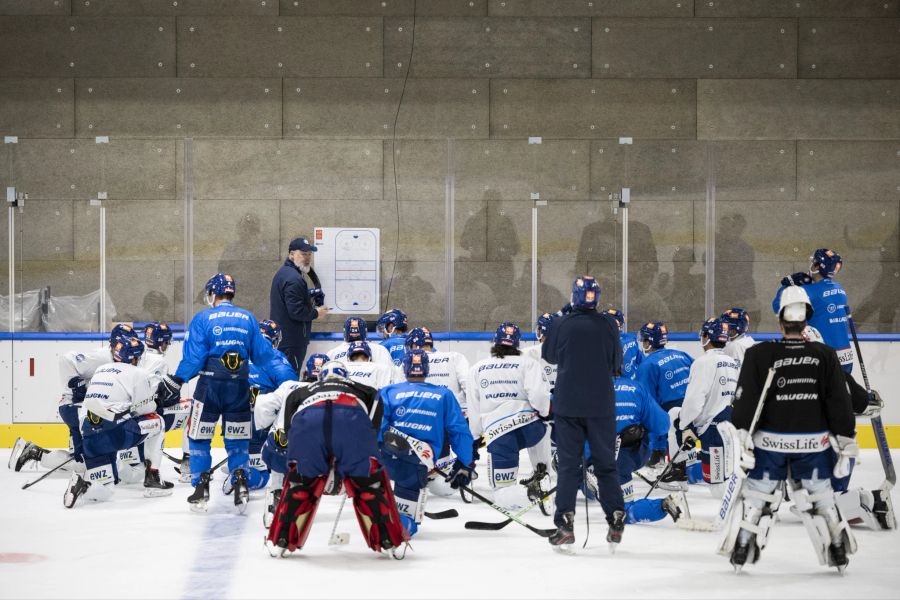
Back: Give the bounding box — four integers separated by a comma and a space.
2, 448, 899, 600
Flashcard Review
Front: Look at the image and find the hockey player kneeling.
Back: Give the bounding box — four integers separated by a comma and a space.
266, 361, 408, 558
64, 336, 174, 507
379, 349, 475, 537
721, 286, 858, 574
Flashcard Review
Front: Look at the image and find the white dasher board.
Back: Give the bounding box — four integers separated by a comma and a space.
313, 227, 380, 315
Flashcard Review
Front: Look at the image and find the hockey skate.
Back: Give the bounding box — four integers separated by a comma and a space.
233, 468, 250, 514
829, 543, 849, 575
9, 438, 49, 472
661, 491, 688, 523
264, 488, 282, 529
658, 461, 688, 492
143, 460, 174, 498
63, 473, 91, 508
520, 463, 551, 516
188, 471, 211, 513
548, 511, 575, 554
606, 510, 626, 553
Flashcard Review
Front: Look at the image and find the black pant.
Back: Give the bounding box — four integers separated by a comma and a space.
554, 414, 624, 525
281, 342, 309, 377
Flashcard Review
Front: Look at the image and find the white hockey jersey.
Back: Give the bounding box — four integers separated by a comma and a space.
345, 361, 400, 390
522, 343, 557, 389
58, 347, 114, 404
423, 350, 470, 414
82, 362, 157, 421
723, 334, 755, 370
679, 349, 739, 435
254, 380, 309, 432
326, 341, 394, 368
138, 348, 168, 387
466, 354, 551, 444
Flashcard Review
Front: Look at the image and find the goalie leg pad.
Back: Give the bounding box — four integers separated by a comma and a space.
266, 468, 327, 554
718, 478, 782, 562
789, 478, 857, 567
344, 459, 410, 553
835, 488, 880, 530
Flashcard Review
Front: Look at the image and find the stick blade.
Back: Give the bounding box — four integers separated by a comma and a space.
464, 519, 512, 531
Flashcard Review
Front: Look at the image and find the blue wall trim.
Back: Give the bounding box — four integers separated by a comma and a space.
2, 331, 900, 342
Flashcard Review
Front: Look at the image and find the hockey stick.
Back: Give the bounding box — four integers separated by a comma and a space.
434, 467, 556, 538
465, 485, 558, 531
425, 509, 459, 520
846, 309, 896, 488
21, 457, 76, 490
642, 439, 696, 500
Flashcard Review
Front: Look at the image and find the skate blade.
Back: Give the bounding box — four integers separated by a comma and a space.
8, 438, 26, 470
608, 542, 619, 555
143, 488, 174, 498
263, 513, 274, 529
552, 544, 575, 555
189, 500, 208, 513
265, 540, 289, 558
733, 564, 743, 574
236, 495, 249, 514
328, 533, 350, 546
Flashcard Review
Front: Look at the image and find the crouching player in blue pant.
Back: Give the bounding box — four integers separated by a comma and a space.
379, 349, 475, 537
64, 336, 174, 507
156, 273, 278, 514
266, 361, 409, 558
255, 353, 326, 527
582, 375, 684, 524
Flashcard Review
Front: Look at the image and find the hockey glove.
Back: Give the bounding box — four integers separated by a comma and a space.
862, 390, 884, 418
618, 423, 646, 449
445, 459, 475, 490
472, 435, 484, 462
781, 271, 812, 287
737, 429, 756, 472
646, 449, 667, 470
309, 288, 325, 307
680, 428, 699, 449
831, 435, 859, 479
67, 377, 88, 403
156, 375, 183, 406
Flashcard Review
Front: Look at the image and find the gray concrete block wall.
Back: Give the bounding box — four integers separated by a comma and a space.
0, 4, 897, 333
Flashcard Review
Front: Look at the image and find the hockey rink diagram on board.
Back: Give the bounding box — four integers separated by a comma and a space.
314, 228, 380, 315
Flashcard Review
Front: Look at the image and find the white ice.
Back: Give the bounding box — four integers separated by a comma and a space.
2, 448, 899, 600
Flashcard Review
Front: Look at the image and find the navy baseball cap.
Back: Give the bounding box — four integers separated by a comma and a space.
289, 237, 317, 252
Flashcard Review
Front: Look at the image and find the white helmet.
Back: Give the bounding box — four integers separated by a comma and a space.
318, 360, 349, 382
778, 286, 813, 322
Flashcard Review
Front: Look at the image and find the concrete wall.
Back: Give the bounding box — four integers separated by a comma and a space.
0, 2, 898, 335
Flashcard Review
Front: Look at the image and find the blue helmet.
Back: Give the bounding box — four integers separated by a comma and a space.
639, 321, 668, 349
206, 273, 236, 297
700, 317, 730, 344
304, 353, 329, 380
318, 360, 349, 382
112, 335, 144, 364
536, 312, 557, 339
403, 349, 430, 378
259, 320, 282, 348
405, 326, 433, 350
493, 322, 521, 348
604, 308, 625, 331
109, 323, 137, 345
811, 248, 842, 278
343, 317, 367, 342
143, 322, 172, 350
720, 308, 750, 337
347, 340, 372, 360
377, 309, 408, 335
571, 276, 600, 310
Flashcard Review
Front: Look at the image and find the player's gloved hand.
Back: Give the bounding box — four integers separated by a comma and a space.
67, 376, 88, 403
647, 449, 667, 469
156, 374, 183, 406
831, 435, 859, 479
471, 435, 484, 462
445, 459, 475, 490
737, 429, 756, 472
681, 428, 699, 448
862, 390, 883, 418
309, 287, 325, 307
781, 271, 812, 287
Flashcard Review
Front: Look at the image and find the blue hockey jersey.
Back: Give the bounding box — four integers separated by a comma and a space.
381, 334, 407, 366
175, 301, 276, 381
772, 279, 852, 369
635, 347, 694, 408
249, 350, 297, 394
614, 376, 670, 451
378, 381, 474, 466
620, 332, 643, 380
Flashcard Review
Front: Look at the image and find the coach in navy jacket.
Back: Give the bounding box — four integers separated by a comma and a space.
542, 276, 625, 539
270, 237, 328, 374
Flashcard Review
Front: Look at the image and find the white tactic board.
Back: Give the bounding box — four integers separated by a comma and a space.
313, 227, 380, 315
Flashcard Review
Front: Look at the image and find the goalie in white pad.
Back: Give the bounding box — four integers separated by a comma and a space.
720, 285, 858, 574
